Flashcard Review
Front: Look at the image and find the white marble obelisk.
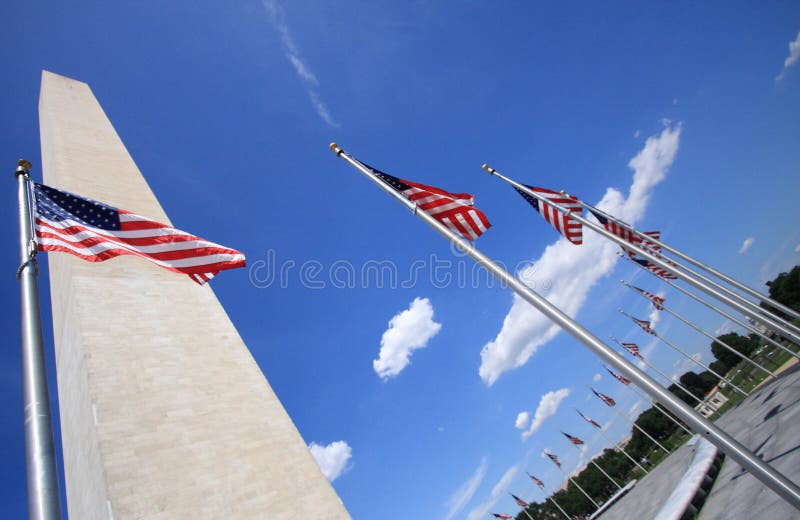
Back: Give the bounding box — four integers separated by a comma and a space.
39, 70, 349, 519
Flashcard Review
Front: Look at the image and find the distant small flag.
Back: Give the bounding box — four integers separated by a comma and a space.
632, 316, 655, 335
578, 409, 602, 429
606, 367, 632, 385
622, 342, 640, 357
515, 185, 583, 244
527, 472, 544, 487
510, 493, 529, 508
493, 514, 513, 519
630, 285, 665, 310
634, 258, 678, 280
562, 431, 585, 445
545, 452, 562, 469
359, 161, 491, 241
591, 387, 616, 407
32, 182, 245, 285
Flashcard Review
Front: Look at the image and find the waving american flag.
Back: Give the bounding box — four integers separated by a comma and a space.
515, 185, 583, 245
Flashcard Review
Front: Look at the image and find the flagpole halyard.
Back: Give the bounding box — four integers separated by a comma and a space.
488, 167, 800, 345
15, 160, 63, 520
330, 146, 800, 510
574, 196, 800, 323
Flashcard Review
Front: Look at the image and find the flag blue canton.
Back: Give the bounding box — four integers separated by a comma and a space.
33, 183, 121, 230
359, 162, 413, 192
513, 186, 540, 211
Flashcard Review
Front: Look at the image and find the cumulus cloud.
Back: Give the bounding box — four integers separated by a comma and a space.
515, 412, 530, 430
479, 124, 682, 385
738, 237, 755, 254
373, 297, 442, 380
648, 305, 662, 331
593, 373, 602, 383
262, 0, 339, 126
308, 440, 352, 481
776, 31, 800, 80
444, 457, 488, 520
465, 465, 519, 520
522, 388, 571, 441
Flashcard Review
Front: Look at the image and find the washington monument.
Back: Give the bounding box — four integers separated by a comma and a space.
39, 70, 349, 519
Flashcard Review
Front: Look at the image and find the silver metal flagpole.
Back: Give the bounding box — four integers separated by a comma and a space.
15, 160, 63, 520
619, 309, 749, 397
573, 197, 800, 323
588, 386, 670, 454
602, 364, 693, 436
621, 280, 777, 379
547, 453, 600, 509
329, 144, 800, 510
578, 408, 650, 475
534, 483, 571, 520
621, 252, 800, 360
484, 165, 800, 345
609, 337, 717, 413
565, 439, 623, 490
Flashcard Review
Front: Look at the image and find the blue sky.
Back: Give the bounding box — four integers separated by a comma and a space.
1, 2, 799, 518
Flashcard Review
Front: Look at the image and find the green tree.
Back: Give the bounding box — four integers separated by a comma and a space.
710, 333, 759, 372
764, 265, 800, 319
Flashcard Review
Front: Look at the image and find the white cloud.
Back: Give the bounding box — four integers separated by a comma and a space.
373, 297, 442, 380
795, 244, 800, 253
671, 352, 703, 380
262, 0, 339, 126
715, 320, 735, 336
515, 411, 530, 430
444, 457, 488, 520
648, 306, 662, 331
465, 465, 519, 520
738, 237, 755, 254
308, 440, 352, 482
479, 124, 682, 385
776, 31, 800, 80
593, 373, 602, 383
522, 388, 571, 441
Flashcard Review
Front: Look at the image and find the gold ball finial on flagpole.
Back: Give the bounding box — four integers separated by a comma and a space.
18, 159, 32, 171
329, 142, 343, 156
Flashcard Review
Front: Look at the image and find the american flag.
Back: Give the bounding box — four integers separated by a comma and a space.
634, 258, 678, 280
591, 388, 616, 407
515, 185, 583, 245
590, 209, 634, 242
632, 316, 655, 335
527, 472, 544, 487
493, 514, 513, 519
631, 285, 665, 310
622, 230, 662, 258
545, 452, 562, 468
511, 493, 529, 508
622, 342, 640, 357
606, 367, 632, 385
32, 182, 245, 285
578, 410, 602, 429
562, 431, 585, 445
359, 161, 491, 241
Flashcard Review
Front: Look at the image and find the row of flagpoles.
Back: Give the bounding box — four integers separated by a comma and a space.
328, 143, 800, 511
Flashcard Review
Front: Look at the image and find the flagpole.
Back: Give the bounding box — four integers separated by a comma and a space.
578, 408, 650, 474
484, 165, 800, 345
619, 309, 749, 397
546, 453, 600, 509
330, 145, 800, 510
535, 483, 571, 520
621, 252, 800, 360
15, 160, 63, 520
609, 337, 717, 414
520, 506, 534, 520
572, 196, 800, 323
602, 364, 693, 436
589, 387, 670, 455
565, 438, 623, 490
621, 281, 777, 379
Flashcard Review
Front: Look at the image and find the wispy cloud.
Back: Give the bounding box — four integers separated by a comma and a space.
262, 0, 339, 127
444, 457, 488, 520
522, 388, 571, 441
593, 373, 602, 383
479, 123, 682, 385
308, 440, 353, 481
776, 31, 800, 81
514, 412, 530, 430
465, 465, 519, 520
374, 297, 442, 380
738, 237, 755, 254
